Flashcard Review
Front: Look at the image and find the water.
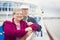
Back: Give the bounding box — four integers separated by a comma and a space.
43, 18, 60, 40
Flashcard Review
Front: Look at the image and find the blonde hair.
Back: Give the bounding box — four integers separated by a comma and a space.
13, 8, 22, 15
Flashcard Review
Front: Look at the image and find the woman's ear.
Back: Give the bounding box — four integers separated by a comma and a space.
13, 13, 15, 15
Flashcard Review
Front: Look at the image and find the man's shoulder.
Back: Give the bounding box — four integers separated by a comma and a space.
28, 16, 35, 19
28, 16, 36, 23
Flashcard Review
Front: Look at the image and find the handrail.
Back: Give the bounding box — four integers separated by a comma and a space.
44, 24, 54, 40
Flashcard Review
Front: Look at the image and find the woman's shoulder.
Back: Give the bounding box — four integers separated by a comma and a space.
21, 20, 27, 24
4, 19, 12, 24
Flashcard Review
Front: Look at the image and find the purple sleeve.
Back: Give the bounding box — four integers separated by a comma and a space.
23, 21, 38, 31
4, 21, 27, 37
30, 24, 38, 31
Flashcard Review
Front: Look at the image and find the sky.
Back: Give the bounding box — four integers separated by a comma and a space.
38, 0, 60, 17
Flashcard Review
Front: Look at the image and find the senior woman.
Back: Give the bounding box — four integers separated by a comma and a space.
3, 8, 38, 40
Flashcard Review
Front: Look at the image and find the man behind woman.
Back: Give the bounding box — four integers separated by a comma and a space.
3, 8, 38, 40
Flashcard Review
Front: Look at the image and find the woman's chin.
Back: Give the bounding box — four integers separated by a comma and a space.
17, 18, 22, 21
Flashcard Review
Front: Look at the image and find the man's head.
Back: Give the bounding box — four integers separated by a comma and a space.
20, 5, 29, 18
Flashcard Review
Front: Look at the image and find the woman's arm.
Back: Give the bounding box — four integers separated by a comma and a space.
27, 22, 38, 31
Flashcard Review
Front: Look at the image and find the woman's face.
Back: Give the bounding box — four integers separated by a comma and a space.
13, 9, 23, 21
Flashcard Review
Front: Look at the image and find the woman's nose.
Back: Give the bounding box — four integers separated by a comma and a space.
18, 14, 22, 16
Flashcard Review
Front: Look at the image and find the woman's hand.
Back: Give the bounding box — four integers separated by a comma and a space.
25, 27, 32, 32
20, 30, 33, 40
26, 30, 33, 36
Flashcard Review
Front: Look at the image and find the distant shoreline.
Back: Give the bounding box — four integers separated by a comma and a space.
43, 17, 60, 19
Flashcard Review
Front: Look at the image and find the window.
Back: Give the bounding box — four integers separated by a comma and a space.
0, 7, 1, 11
0, 1, 38, 23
